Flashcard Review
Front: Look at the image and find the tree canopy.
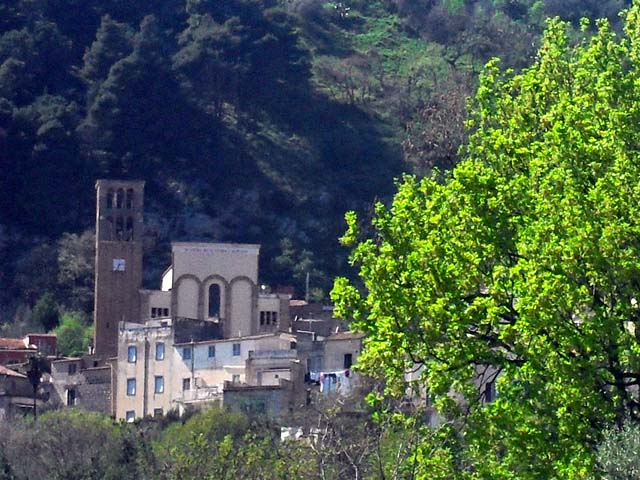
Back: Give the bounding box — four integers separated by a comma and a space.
333, 3, 640, 477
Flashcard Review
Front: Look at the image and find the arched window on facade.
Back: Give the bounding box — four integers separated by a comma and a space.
125, 217, 134, 241
106, 189, 114, 209
116, 189, 124, 208
126, 189, 134, 209
115, 217, 124, 240
106, 216, 114, 240
208, 284, 221, 318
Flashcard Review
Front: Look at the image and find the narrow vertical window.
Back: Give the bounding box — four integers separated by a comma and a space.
155, 342, 165, 361
182, 347, 192, 360
182, 378, 191, 391
126, 189, 134, 209
127, 378, 136, 396
485, 381, 496, 403
232, 343, 241, 356
127, 345, 137, 363
116, 188, 124, 208
343, 353, 353, 369
208, 284, 221, 317
115, 217, 124, 240
106, 189, 114, 209
125, 217, 134, 241
154, 376, 164, 394
208, 345, 215, 358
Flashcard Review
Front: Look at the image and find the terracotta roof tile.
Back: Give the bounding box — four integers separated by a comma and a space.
0, 365, 26, 378
0, 338, 29, 350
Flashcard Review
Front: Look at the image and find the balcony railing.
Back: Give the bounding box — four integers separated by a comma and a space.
248, 350, 297, 360
180, 386, 221, 402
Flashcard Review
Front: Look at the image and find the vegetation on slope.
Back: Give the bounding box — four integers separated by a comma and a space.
0, 0, 632, 330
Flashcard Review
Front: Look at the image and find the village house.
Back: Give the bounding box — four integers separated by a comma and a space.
0, 334, 56, 366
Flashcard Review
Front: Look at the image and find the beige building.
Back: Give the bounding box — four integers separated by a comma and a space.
115, 316, 301, 420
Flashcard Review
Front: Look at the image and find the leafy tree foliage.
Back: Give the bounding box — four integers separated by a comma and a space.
596, 422, 640, 479
148, 407, 312, 479
0, 410, 138, 480
54, 312, 92, 356
56, 231, 95, 313
31, 292, 59, 331
333, 5, 640, 477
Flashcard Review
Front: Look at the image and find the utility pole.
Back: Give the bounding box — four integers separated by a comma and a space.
305, 272, 310, 303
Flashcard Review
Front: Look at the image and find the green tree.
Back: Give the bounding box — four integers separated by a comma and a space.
54, 312, 92, 356
333, 5, 640, 478
149, 407, 312, 479
596, 422, 640, 479
31, 292, 59, 331
57, 230, 95, 313
1, 410, 139, 480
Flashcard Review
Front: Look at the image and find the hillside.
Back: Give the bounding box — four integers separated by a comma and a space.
0, 0, 631, 328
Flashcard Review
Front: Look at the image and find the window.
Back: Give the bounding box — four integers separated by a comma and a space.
125, 217, 134, 241
115, 216, 124, 240
125, 411, 135, 423
155, 342, 165, 361
232, 343, 241, 356
126, 188, 134, 209
290, 341, 297, 350
127, 345, 137, 363
113, 258, 126, 271
152, 308, 169, 318
127, 378, 136, 396
153, 408, 163, 418
116, 188, 124, 208
260, 311, 278, 327
66, 389, 76, 406
155, 376, 164, 394
208, 345, 216, 358
183, 347, 192, 360
485, 381, 496, 403
208, 284, 221, 317
343, 353, 353, 369
182, 378, 191, 391
232, 374, 240, 383
68, 363, 77, 375
106, 189, 114, 209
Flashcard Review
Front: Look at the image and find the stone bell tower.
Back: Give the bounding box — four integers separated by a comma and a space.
93, 180, 145, 357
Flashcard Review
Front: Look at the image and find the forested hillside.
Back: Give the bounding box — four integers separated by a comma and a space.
0, 0, 631, 332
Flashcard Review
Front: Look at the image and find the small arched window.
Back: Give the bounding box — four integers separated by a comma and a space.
125, 217, 134, 241
116, 189, 124, 208
208, 284, 221, 318
106, 189, 114, 209
126, 189, 134, 209
115, 217, 124, 240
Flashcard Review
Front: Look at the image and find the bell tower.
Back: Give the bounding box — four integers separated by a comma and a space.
93, 180, 145, 357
